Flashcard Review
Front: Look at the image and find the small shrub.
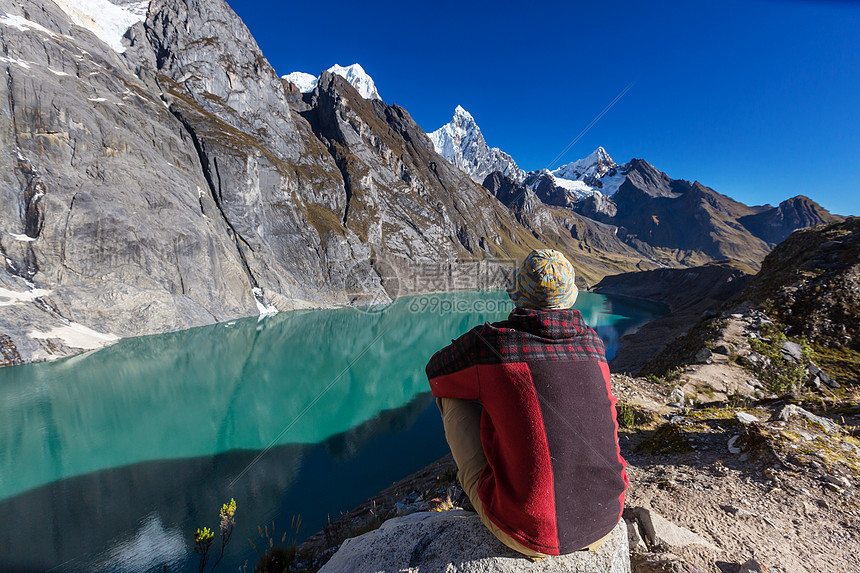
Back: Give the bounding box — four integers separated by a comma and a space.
664, 367, 683, 384
249, 519, 300, 573
617, 403, 637, 428
747, 332, 812, 396
635, 422, 695, 455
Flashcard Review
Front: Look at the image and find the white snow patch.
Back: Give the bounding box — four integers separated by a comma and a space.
30, 322, 120, 350
51, 0, 149, 54
281, 63, 381, 100
252, 287, 278, 318
549, 175, 595, 197
327, 64, 381, 100
0, 56, 32, 70
598, 169, 628, 196
0, 13, 67, 38
48, 68, 70, 76
0, 286, 51, 307
8, 232, 36, 242
88, 97, 107, 102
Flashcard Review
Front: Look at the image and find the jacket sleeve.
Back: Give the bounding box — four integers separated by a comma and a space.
425, 326, 482, 400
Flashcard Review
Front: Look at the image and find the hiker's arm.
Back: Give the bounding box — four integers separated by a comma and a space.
425, 327, 481, 400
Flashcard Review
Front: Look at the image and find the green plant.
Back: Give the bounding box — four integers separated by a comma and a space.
193, 527, 215, 573
748, 333, 812, 396
617, 403, 637, 428
664, 367, 683, 384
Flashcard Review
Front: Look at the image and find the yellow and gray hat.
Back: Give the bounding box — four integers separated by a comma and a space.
507, 249, 578, 310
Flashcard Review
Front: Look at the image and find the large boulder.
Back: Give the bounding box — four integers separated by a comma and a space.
319, 510, 630, 573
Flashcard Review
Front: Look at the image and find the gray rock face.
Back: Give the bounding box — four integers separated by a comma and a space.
319, 510, 630, 573
0, 0, 261, 362
0, 0, 542, 363
0, 0, 843, 365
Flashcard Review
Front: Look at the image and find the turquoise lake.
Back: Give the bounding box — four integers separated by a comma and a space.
0, 290, 664, 572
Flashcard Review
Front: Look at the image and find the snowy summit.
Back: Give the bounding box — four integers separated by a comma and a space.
282, 63, 381, 100
544, 147, 629, 198
51, 0, 150, 54
429, 105, 525, 185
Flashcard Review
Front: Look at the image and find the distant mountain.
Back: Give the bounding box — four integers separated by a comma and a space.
524, 147, 631, 204
428, 106, 525, 184
283, 63, 382, 100
738, 195, 841, 245
485, 155, 842, 272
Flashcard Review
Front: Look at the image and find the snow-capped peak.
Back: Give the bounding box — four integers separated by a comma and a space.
51, 0, 149, 54
327, 64, 380, 100
532, 147, 628, 200
453, 105, 473, 120
281, 63, 381, 100
552, 147, 617, 181
429, 105, 525, 185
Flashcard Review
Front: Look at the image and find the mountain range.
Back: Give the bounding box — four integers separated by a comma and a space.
0, 0, 844, 364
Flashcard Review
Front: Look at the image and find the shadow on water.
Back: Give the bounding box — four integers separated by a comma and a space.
0, 291, 664, 572
0, 393, 443, 573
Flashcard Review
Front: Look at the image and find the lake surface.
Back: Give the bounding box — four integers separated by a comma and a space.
0, 290, 664, 572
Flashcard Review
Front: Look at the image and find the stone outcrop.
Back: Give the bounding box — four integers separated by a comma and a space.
318, 510, 630, 573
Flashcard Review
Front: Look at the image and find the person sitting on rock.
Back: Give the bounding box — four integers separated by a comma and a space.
425, 249, 628, 559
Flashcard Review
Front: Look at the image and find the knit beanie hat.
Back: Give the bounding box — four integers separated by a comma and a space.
507, 249, 579, 310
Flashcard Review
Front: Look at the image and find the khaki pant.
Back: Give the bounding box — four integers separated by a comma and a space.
437, 397, 607, 560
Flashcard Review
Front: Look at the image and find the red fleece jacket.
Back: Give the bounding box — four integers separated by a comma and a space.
426, 307, 628, 555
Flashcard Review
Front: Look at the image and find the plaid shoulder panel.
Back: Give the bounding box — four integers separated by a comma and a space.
426, 313, 607, 379
425, 325, 484, 379
473, 323, 607, 365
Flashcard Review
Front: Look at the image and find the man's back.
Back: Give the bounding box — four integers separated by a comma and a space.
426, 306, 628, 555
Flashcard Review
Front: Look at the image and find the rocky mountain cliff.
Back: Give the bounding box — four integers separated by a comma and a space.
0, 0, 567, 363
744, 216, 859, 353
486, 157, 842, 271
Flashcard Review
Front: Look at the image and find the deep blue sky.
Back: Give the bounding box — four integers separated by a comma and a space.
226, 0, 859, 215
